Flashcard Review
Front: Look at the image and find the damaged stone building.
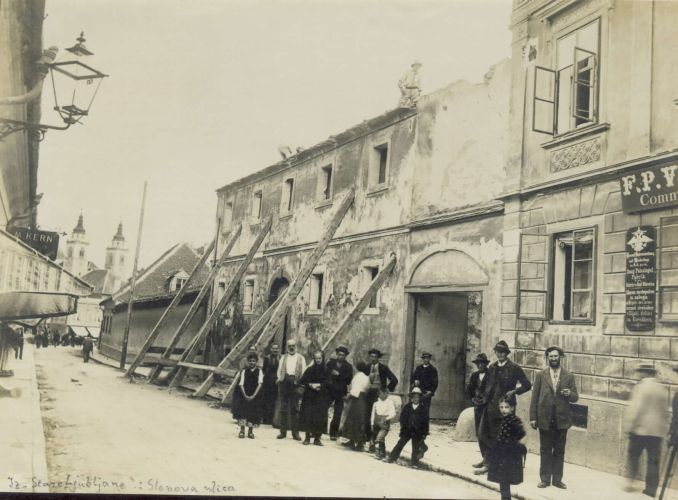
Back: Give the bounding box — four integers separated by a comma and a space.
213, 59, 511, 419
504, 0, 678, 475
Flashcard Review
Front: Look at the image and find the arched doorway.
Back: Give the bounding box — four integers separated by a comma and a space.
268, 277, 290, 352
406, 249, 487, 420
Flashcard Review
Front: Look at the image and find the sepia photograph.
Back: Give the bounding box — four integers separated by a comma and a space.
1, 0, 678, 498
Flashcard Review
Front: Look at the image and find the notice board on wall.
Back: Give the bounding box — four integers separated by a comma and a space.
625, 226, 656, 332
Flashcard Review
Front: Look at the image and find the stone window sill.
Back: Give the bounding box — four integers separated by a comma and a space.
366, 184, 389, 197
279, 213, 293, 221
541, 123, 610, 150
362, 308, 380, 316
315, 199, 333, 210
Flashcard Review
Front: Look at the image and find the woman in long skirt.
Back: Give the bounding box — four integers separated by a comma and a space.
340, 361, 370, 450
231, 353, 264, 439
299, 350, 329, 446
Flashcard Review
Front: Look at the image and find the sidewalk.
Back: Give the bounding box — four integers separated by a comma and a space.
0, 341, 49, 493
383, 423, 678, 500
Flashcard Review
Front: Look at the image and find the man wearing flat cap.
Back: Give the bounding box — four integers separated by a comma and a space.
466, 353, 490, 469
624, 364, 668, 497
477, 340, 532, 475
529, 346, 579, 489
411, 352, 438, 412
326, 346, 354, 440
366, 348, 398, 451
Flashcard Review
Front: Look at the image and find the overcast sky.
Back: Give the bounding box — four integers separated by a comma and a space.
38, 0, 512, 269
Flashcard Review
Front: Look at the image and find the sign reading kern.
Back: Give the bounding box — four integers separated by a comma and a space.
620, 164, 678, 213
9, 228, 60, 260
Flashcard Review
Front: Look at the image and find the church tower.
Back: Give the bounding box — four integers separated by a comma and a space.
64, 214, 90, 277
105, 222, 130, 290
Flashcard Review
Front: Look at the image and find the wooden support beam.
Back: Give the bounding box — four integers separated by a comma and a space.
175, 361, 237, 377
168, 216, 274, 390
191, 289, 288, 398
220, 374, 240, 405
141, 356, 179, 367
321, 252, 397, 352
146, 224, 243, 383
125, 239, 216, 378
250, 188, 355, 355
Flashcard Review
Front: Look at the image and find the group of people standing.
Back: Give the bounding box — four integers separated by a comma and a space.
230, 339, 437, 467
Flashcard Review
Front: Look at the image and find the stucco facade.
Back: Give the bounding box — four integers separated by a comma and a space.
213, 60, 510, 419
503, 0, 678, 476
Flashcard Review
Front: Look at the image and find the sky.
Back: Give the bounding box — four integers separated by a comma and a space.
38, 0, 512, 269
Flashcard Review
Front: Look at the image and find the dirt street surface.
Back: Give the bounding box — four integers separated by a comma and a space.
34, 347, 493, 498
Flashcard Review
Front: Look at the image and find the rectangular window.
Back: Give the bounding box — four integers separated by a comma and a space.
319, 165, 333, 201
552, 228, 595, 322
310, 272, 324, 310
243, 278, 255, 312
532, 19, 600, 135
281, 178, 294, 213
659, 216, 678, 321
363, 265, 380, 309
222, 201, 233, 231
376, 144, 388, 185
251, 191, 262, 220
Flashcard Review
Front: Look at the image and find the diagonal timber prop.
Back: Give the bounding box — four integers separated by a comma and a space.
192, 289, 288, 398
321, 252, 397, 352
167, 216, 273, 389
125, 239, 216, 378
145, 223, 243, 383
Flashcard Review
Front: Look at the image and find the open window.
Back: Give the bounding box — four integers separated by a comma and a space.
551, 228, 596, 322
368, 143, 390, 189
518, 232, 549, 320
318, 164, 333, 202
309, 272, 325, 312
532, 19, 600, 135
281, 178, 295, 214
251, 190, 262, 221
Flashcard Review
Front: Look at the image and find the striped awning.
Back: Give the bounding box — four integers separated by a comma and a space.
0, 291, 78, 320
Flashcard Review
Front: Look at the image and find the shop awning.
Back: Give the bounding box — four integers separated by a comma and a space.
85, 327, 100, 338
69, 326, 89, 337
0, 291, 78, 321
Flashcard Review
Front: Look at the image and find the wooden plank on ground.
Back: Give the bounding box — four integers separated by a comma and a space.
141, 356, 179, 367
321, 252, 397, 352
125, 239, 216, 378
146, 223, 243, 383
167, 216, 274, 390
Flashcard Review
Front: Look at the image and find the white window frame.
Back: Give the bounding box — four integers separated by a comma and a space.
307, 268, 326, 315
367, 139, 392, 192
242, 276, 256, 314
251, 189, 263, 222
361, 259, 382, 315
280, 177, 295, 216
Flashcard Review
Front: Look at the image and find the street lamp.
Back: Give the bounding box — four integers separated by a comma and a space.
0, 32, 108, 142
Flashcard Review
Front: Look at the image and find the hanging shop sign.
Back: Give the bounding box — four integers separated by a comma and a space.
625, 226, 656, 332
620, 164, 678, 213
9, 228, 60, 260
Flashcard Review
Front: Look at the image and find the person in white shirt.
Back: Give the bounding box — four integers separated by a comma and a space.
370, 388, 397, 459
340, 362, 371, 450
275, 339, 306, 440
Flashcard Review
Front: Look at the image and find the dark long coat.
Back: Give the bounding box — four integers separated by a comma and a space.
411, 364, 439, 395
487, 415, 526, 485
398, 402, 429, 439
326, 359, 353, 398
529, 368, 579, 430
299, 363, 329, 435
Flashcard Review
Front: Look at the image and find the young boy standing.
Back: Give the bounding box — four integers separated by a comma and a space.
386, 387, 429, 467
232, 353, 264, 439
371, 388, 397, 459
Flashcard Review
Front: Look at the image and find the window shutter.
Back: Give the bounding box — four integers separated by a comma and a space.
659, 216, 678, 321
532, 66, 557, 135
572, 47, 597, 123
518, 231, 549, 320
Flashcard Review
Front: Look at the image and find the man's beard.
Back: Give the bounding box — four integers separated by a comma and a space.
549, 359, 560, 368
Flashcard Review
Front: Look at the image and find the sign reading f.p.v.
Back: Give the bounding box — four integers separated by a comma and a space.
10, 228, 60, 260
620, 164, 678, 213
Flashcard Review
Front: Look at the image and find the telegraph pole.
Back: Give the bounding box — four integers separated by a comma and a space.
120, 181, 147, 369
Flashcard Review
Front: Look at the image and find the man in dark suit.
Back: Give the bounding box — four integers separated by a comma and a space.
477, 340, 532, 475
261, 342, 281, 425
466, 353, 489, 470
411, 352, 438, 411
529, 346, 579, 490
366, 348, 398, 451
386, 387, 429, 467
326, 346, 354, 440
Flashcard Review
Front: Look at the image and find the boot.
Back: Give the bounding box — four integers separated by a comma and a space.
368, 441, 376, 453
238, 426, 245, 439
378, 442, 386, 459
292, 431, 302, 441
248, 428, 255, 439
313, 436, 323, 446
303, 433, 311, 445
276, 431, 287, 439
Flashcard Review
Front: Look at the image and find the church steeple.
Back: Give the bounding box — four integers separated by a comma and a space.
73, 213, 85, 234
64, 213, 89, 277
113, 222, 125, 241
106, 220, 130, 291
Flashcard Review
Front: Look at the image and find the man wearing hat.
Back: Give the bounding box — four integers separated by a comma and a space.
411, 352, 438, 411
466, 353, 490, 469
624, 363, 668, 497
529, 346, 579, 489
275, 339, 307, 440
477, 340, 532, 475
398, 61, 422, 108
326, 346, 354, 440
366, 348, 398, 451
385, 387, 429, 467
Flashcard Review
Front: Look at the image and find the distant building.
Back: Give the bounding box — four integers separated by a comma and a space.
63, 214, 90, 278
99, 242, 210, 362
105, 222, 130, 291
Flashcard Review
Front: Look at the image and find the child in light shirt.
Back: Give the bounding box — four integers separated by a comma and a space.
371, 388, 397, 459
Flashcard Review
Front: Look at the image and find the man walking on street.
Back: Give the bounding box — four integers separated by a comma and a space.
477, 340, 532, 475
82, 333, 94, 363
624, 364, 668, 497
529, 346, 579, 489
326, 346, 353, 440
14, 330, 23, 360
467, 353, 489, 470
276, 339, 306, 440
411, 352, 438, 412
366, 348, 398, 452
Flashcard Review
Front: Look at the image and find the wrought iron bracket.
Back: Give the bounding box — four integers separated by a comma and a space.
0, 118, 72, 142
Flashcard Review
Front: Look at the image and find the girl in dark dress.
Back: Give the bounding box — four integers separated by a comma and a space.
487, 397, 527, 500
299, 350, 329, 446
231, 353, 264, 439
